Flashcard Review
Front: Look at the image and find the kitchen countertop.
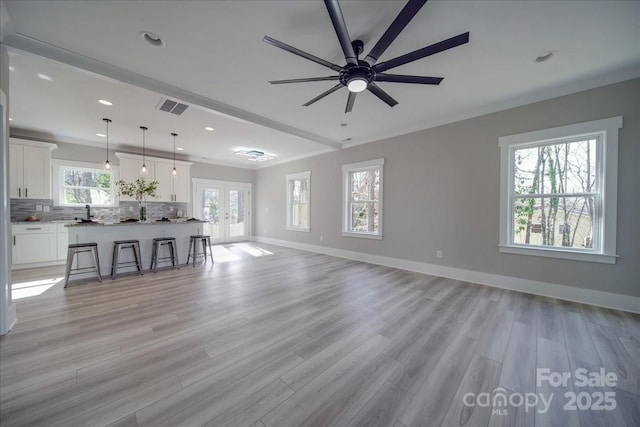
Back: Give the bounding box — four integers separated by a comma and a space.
65, 219, 205, 227
12, 219, 200, 226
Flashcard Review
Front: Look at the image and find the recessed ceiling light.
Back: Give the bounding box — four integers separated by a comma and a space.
37, 73, 52, 81
205, 127, 215, 131
96, 133, 106, 137
9, 66, 15, 72
176, 147, 184, 151
535, 50, 557, 63
8, 117, 13, 121
98, 99, 113, 106
140, 31, 165, 47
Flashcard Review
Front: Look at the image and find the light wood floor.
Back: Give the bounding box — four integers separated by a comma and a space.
0, 243, 638, 427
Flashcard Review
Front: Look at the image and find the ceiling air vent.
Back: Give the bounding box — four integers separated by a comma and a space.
158, 98, 189, 115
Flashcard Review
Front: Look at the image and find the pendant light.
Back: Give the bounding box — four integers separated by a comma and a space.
103, 118, 112, 170
171, 132, 178, 176
140, 126, 148, 174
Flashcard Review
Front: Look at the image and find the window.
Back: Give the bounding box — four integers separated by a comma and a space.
342, 158, 384, 239
54, 161, 115, 207
499, 116, 621, 263
286, 171, 310, 231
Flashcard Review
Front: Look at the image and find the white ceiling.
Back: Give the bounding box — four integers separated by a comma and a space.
2, 0, 639, 169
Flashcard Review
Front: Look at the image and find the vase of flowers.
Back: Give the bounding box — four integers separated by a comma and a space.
115, 177, 158, 221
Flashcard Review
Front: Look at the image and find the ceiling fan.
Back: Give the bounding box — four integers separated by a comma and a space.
263, 0, 469, 113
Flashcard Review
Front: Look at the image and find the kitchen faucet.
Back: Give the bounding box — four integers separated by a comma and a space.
85, 204, 93, 221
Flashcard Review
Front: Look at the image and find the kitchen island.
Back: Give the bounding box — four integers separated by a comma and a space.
66, 220, 204, 277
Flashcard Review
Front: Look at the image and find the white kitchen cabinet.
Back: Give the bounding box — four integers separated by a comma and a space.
153, 162, 174, 201
12, 224, 57, 265
115, 152, 192, 203
9, 139, 57, 199
117, 157, 155, 201
56, 224, 70, 261
172, 163, 191, 202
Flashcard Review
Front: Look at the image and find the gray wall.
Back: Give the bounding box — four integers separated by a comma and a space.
255, 78, 640, 298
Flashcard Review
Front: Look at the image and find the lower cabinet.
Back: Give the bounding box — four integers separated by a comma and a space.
12, 224, 57, 265
57, 224, 69, 261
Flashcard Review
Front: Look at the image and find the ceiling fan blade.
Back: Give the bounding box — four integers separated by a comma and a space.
373, 32, 470, 73
375, 74, 443, 85
263, 36, 343, 72
324, 0, 358, 65
367, 83, 398, 108
345, 91, 357, 113
270, 76, 340, 84
363, 0, 428, 66
303, 83, 344, 107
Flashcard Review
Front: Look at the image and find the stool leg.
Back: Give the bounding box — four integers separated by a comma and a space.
151, 241, 158, 273
92, 246, 102, 282
134, 243, 144, 275
201, 238, 207, 264
111, 244, 120, 279
206, 237, 214, 264
64, 247, 74, 288
170, 241, 179, 269
191, 238, 197, 267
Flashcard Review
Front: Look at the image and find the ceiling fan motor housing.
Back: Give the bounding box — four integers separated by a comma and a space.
340, 62, 375, 88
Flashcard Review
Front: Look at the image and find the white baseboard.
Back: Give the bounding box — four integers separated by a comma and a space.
253, 236, 640, 314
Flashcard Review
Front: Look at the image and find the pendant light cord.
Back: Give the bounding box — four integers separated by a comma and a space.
103, 118, 112, 169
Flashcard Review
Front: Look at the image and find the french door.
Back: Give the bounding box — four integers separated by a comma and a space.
193, 179, 251, 244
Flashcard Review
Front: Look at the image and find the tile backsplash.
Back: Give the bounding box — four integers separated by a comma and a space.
10, 199, 188, 222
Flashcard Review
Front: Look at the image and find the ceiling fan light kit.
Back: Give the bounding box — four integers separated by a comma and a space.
264, 0, 469, 113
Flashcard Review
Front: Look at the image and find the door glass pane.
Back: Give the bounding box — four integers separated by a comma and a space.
229, 189, 245, 237
202, 189, 220, 239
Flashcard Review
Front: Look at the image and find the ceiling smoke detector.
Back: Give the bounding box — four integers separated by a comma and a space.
235, 150, 275, 162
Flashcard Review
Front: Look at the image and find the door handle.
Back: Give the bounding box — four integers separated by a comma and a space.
13, 236, 16, 245
26, 227, 42, 230
18, 188, 21, 197
25, 188, 28, 198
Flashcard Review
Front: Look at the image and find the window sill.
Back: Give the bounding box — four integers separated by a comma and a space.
342, 231, 383, 240
499, 245, 617, 264
286, 226, 310, 233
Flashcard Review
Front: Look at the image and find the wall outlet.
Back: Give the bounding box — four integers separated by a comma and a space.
35, 205, 43, 211
169, 206, 174, 212
129, 206, 133, 212
320, 236, 323, 242
436, 250, 443, 258
43, 206, 50, 212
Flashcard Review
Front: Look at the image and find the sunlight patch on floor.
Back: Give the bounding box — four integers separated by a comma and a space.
233, 243, 274, 257
210, 245, 241, 263
12, 277, 63, 300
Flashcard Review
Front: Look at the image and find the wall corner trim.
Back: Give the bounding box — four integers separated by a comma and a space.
253, 236, 640, 314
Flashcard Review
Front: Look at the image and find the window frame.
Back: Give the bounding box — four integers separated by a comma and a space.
342, 158, 384, 240
498, 116, 621, 264
285, 171, 311, 232
52, 160, 117, 207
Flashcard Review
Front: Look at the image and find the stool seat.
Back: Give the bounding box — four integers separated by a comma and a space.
150, 237, 180, 272
64, 242, 102, 287
69, 242, 97, 248
187, 235, 214, 267
111, 240, 144, 279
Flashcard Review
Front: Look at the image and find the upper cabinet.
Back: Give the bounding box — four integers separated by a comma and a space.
9, 138, 57, 199
115, 153, 192, 203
